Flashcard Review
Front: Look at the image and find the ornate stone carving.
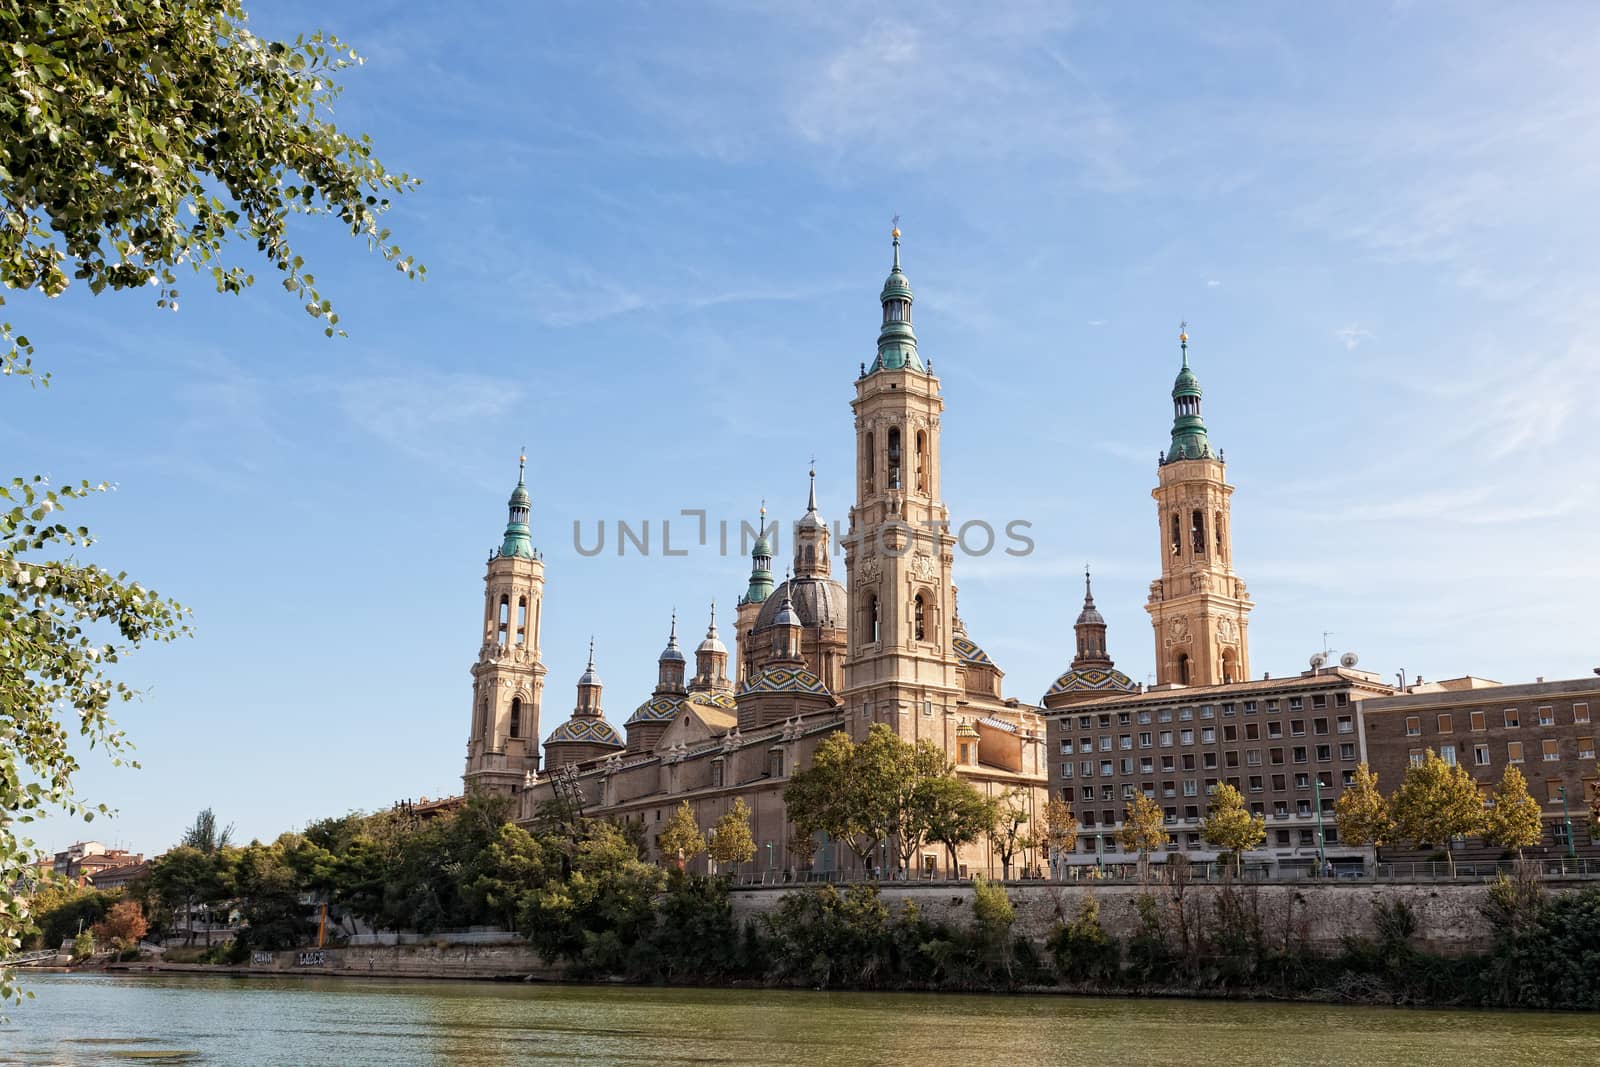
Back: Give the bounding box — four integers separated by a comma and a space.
857, 556, 882, 583
1163, 617, 1189, 648
1217, 617, 1237, 644
911, 553, 936, 581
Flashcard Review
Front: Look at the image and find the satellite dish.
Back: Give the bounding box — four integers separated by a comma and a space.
1310, 653, 1327, 670
1340, 651, 1360, 669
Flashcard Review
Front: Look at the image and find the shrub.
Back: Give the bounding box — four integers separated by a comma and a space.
1047, 896, 1120, 983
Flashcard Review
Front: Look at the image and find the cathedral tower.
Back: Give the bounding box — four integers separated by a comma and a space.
542, 639, 625, 768
1145, 327, 1253, 687
464, 456, 548, 795
734, 504, 773, 684
691, 602, 733, 695
841, 227, 963, 740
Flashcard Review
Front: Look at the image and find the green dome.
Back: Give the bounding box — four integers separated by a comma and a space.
1164, 339, 1216, 464
498, 458, 537, 559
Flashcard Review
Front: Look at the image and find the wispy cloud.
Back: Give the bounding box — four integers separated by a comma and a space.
1333, 324, 1373, 350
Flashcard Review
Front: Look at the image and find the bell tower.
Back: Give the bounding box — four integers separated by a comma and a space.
464, 455, 548, 795
1145, 327, 1253, 687
841, 225, 963, 741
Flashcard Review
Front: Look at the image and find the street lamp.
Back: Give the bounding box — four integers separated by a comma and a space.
1095, 831, 1104, 871
1559, 786, 1577, 861
1313, 774, 1327, 873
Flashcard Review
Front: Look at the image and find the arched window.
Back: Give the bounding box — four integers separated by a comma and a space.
516, 596, 528, 646
476, 698, 487, 738
509, 697, 522, 739
1191, 510, 1206, 555
1177, 654, 1191, 685
1170, 513, 1181, 557
914, 593, 926, 641
887, 428, 902, 490
497, 595, 510, 645
915, 431, 927, 493
864, 432, 875, 494
867, 595, 879, 643
1221, 649, 1237, 685
1215, 510, 1224, 560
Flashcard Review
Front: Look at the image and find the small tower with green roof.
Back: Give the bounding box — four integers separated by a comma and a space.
734, 502, 775, 685
1146, 326, 1253, 688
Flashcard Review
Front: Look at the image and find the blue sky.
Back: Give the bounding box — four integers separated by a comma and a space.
9, 1, 1599, 856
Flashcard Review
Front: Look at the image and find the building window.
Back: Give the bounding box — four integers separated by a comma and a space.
1246, 751, 1262, 766
1437, 713, 1453, 734
1268, 721, 1283, 739
1191, 509, 1206, 555
1470, 710, 1487, 732
1101, 761, 1114, 777
913, 594, 927, 641
1177, 654, 1190, 684
712, 760, 725, 787
1405, 716, 1421, 737
1120, 734, 1134, 750
1340, 743, 1356, 760
1139, 732, 1153, 748
1538, 705, 1555, 726
1100, 736, 1113, 752
1059, 762, 1074, 779
1554, 820, 1571, 845
1576, 703, 1592, 725
915, 431, 928, 493
1505, 708, 1520, 728
1439, 744, 1457, 767
1507, 741, 1524, 764
1474, 744, 1491, 766
1081, 761, 1094, 777
1579, 738, 1595, 760
1291, 720, 1306, 737
1408, 749, 1423, 768
923, 700, 934, 717
1546, 779, 1565, 804
1542, 739, 1560, 762
887, 428, 902, 490
509, 698, 522, 739
1180, 729, 1194, 745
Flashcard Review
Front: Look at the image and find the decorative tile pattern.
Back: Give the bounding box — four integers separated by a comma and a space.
625, 694, 686, 725
737, 666, 831, 696
951, 634, 995, 667
546, 717, 624, 747
1044, 666, 1138, 697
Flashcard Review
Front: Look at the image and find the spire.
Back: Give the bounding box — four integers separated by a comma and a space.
1164, 322, 1215, 464
498, 452, 536, 559
1072, 564, 1112, 670
587, 635, 596, 672
807, 462, 818, 516
869, 219, 924, 374
743, 500, 775, 605
577, 636, 602, 691
794, 462, 830, 577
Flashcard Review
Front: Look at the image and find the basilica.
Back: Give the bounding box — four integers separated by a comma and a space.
461, 229, 1178, 878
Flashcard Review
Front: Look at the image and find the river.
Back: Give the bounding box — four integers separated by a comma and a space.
2, 973, 1597, 1065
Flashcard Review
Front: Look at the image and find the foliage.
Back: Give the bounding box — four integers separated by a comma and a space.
1334, 763, 1393, 848
181, 808, 235, 855
23, 881, 115, 950
1047, 895, 1119, 983
919, 775, 995, 879
985, 790, 1031, 880
92, 899, 147, 953
656, 801, 706, 869
707, 798, 756, 874
1391, 750, 1485, 872
1483, 766, 1543, 856
518, 822, 666, 977
1201, 784, 1266, 871
230, 840, 310, 951
782, 732, 874, 868
969, 876, 1016, 979
1117, 792, 1169, 878
1, 0, 419, 999
1038, 797, 1079, 868
146, 846, 229, 945
70, 929, 94, 961
0, 0, 422, 350
1, 473, 189, 994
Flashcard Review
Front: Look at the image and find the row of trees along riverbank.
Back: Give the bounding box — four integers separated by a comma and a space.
25, 800, 1600, 1009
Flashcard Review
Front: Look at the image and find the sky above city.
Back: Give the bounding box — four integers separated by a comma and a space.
9, 1, 1599, 856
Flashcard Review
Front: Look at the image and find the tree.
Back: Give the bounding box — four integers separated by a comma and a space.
1039, 797, 1080, 879
921, 777, 996, 879
708, 798, 757, 877
147, 846, 228, 946
1391, 749, 1486, 874
785, 732, 876, 870
986, 789, 1031, 880
1334, 763, 1394, 849
1, 0, 419, 998
182, 808, 235, 855
71, 929, 95, 962
469, 824, 555, 931
92, 900, 148, 954
1201, 784, 1266, 873
1484, 765, 1544, 858
1117, 792, 1170, 880
657, 802, 706, 870
519, 822, 665, 975
0, 0, 421, 354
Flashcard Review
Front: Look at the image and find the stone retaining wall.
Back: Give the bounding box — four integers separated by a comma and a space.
110, 942, 559, 981
729, 879, 1590, 955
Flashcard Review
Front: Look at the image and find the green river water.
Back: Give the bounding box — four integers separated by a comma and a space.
2, 973, 1597, 1066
